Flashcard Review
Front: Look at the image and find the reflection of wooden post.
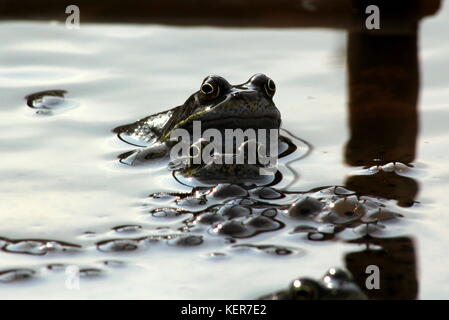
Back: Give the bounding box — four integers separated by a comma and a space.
345, 30, 419, 167
346, 171, 418, 207
345, 236, 418, 300
343, 1, 434, 206
345, 0, 425, 167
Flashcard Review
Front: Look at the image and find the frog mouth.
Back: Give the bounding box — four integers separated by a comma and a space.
190, 116, 281, 131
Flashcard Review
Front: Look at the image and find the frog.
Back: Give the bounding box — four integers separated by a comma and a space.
259, 268, 367, 300
113, 74, 298, 183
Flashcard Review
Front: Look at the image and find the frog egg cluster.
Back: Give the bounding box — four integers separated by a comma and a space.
0, 184, 405, 283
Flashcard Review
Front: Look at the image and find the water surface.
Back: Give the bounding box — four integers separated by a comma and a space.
1, 6, 449, 298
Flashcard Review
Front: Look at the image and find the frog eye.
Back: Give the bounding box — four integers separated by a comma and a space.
324, 268, 352, 282
289, 279, 321, 300
200, 82, 220, 97
264, 79, 276, 96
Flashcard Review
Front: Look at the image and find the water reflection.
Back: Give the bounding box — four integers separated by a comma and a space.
25, 89, 78, 115
343, 2, 430, 299
344, 27, 420, 206
346, 171, 418, 208
345, 236, 418, 300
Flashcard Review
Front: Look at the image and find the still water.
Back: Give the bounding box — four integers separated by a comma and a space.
0, 4, 448, 299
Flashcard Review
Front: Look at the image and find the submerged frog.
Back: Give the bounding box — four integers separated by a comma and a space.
114, 74, 297, 183
259, 268, 367, 300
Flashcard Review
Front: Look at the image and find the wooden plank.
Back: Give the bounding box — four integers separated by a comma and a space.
0, 0, 441, 30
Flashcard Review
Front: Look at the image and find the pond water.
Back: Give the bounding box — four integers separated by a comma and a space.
0, 4, 448, 299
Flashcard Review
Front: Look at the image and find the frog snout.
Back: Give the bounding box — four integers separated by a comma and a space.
231, 89, 258, 97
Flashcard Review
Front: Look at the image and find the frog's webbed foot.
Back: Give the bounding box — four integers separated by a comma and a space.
258, 290, 290, 300
118, 143, 170, 166
113, 109, 174, 147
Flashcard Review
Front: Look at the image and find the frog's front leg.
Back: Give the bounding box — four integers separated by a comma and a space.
119, 143, 170, 166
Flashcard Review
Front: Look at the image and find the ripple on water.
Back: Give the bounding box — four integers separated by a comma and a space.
25, 89, 78, 115
150, 207, 188, 217
79, 268, 104, 278
0, 237, 81, 256
288, 196, 324, 217
96, 239, 141, 253
217, 204, 252, 219
168, 235, 204, 247
252, 187, 285, 200
113, 225, 143, 233
232, 244, 299, 256
0, 268, 36, 283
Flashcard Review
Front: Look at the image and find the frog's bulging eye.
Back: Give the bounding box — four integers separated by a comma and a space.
200, 82, 219, 97
265, 79, 276, 96
289, 279, 320, 300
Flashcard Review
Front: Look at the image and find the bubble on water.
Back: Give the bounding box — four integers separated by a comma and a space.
213, 221, 252, 238
151, 207, 187, 217
368, 165, 380, 173
46, 263, 66, 271
307, 232, 334, 241
79, 268, 104, 277
290, 225, 317, 234
360, 198, 383, 210
176, 195, 207, 207
4, 240, 47, 255
205, 252, 227, 259
81, 231, 97, 238
196, 212, 225, 225
324, 196, 366, 224
25, 90, 78, 115
168, 235, 203, 247
289, 197, 324, 217
381, 162, 396, 172
101, 260, 126, 268
393, 162, 410, 173
365, 208, 403, 222
333, 186, 355, 196
246, 216, 280, 230
253, 187, 284, 200
379, 162, 411, 173
235, 198, 256, 206
233, 244, 297, 256
2, 239, 81, 255
261, 208, 277, 217
211, 184, 248, 199
353, 223, 385, 235
148, 192, 177, 201
113, 225, 142, 233
218, 205, 251, 219
317, 224, 335, 234
0, 268, 35, 282
96, 239, 140, 252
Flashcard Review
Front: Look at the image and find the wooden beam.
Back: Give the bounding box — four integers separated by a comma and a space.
0, 0, 441, 30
